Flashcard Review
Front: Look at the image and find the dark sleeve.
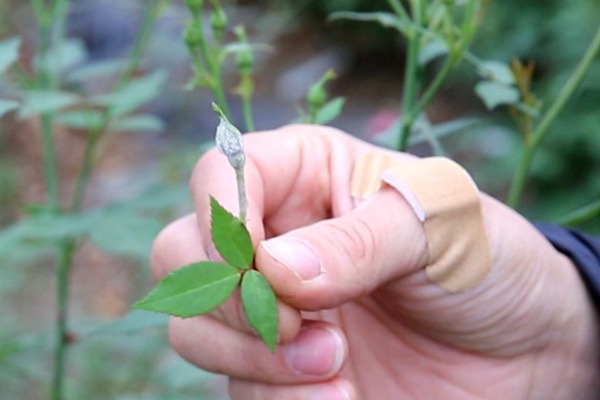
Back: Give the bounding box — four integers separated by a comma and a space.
535, 223, 600, 307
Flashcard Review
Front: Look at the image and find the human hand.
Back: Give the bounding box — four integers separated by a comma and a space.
152, 125, 599, 399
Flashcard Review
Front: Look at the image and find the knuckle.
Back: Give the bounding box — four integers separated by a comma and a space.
326, 217, 377, 268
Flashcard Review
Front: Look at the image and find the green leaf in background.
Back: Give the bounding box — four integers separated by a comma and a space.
91, 70, 167, 117
56, 110, 105, 131
113, 114, 165, 133
18, 90, 79, 118
210, 196, 254, 269
314, 97, 345, 125
67, 59, 128, 82
0, 99, 18, 118
0, 37, 21, 75
475, 81, 520, 110
88, 209, 162, 259
241, 270, 278, 352
134, 262, 241, 317
35, 39, 86, 74
419, 39, 449, 66
477, 60, 515, 85
329, 11, 412, 35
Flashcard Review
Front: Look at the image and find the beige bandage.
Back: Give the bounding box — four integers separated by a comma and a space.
351, 152, 491, 292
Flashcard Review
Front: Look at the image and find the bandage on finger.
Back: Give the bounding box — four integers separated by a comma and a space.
351, 152, 491, 292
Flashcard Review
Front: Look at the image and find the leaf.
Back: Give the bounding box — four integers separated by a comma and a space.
0, 100, 19, 118
0, 37, 21, 75
18, 90, 79, 118
88, 209, 162, 258
478, 61, 515, 85
134, 261, 241, 317
91, 70, 167, 117
210, 196, 253, 269
56, 110, 105, 130
35, 39, 86, 74
67, 59, 128, 82
475, 81, 520, 110
241, 270, 278, 352
419, 39, 449, 66
113, 114, 165, 133
315, 97, 345, 125
329, 11, 412, 35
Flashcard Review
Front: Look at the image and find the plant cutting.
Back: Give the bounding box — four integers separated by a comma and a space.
135, 104, 279, 351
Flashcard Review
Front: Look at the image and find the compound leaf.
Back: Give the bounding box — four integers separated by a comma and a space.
134, 261, 240, 318
210, 196, 253, 269
241, 270, 278, 352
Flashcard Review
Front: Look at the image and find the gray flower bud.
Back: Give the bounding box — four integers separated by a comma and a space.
215, 114, 245, 170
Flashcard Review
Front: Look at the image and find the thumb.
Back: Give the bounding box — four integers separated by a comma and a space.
255, 187, 429, 310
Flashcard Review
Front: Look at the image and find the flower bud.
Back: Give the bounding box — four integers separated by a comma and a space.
214, 103, 245, 169
184, 21, 203, 52
307, 70, 336, 110
210, 3, 228, 36
185, 0, 203, 15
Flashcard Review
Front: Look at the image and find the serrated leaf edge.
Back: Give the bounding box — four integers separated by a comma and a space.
210, 195, 254, 269
134, 261, 241, 317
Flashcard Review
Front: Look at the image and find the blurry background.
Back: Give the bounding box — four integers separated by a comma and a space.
0, 0, 598, 399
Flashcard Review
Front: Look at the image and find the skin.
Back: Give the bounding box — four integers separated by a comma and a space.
151, 125, 600, 400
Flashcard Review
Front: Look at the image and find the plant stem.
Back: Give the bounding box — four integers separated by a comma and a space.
69, 0, 161, 212
30, 0, 61, 209
51, 240, 75, 400
236, 166, 247, 223
507, 23, 600, 208
557, 199, 600, 226
397, 0, 425, 151
49, 3, 160, 399
241, 91, 255, 132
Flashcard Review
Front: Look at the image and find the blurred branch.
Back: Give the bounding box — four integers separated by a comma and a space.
508, 23, 600, 208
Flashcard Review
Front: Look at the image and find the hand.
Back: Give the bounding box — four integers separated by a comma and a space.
151, 125, 599, 400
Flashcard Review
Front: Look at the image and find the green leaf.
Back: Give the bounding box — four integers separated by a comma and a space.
314, 97, 345, 125
35, 39, 86, 74
329, 11, 412, 35
67, 59, 128, 82
56, 110, 105, 131
134, 262, 241, 317
478, 61, 515, 85
210, 196, 253, 269
241, 270, 278, 352
0, 100, 19, 118
113, 114, 165, 133
18, 90, 79, 118
88, 209, 162, 258
419, 39, 449, 65
91, 70, 167, 117
0, 37, 21, 75
475, 81, 520, 110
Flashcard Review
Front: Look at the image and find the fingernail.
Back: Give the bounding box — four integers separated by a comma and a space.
261, 239, 322, 280
284, 327, 343, 377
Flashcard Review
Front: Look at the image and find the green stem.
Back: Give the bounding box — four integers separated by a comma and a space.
557, 199, 600, 226
51, 240, 75, 400
241, 92, 255, 132
69, 0, 161, 212
387, 0, 409, 21
211, 57, 231, 117
397, 0, 425, 151
507, 23, 600, 208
